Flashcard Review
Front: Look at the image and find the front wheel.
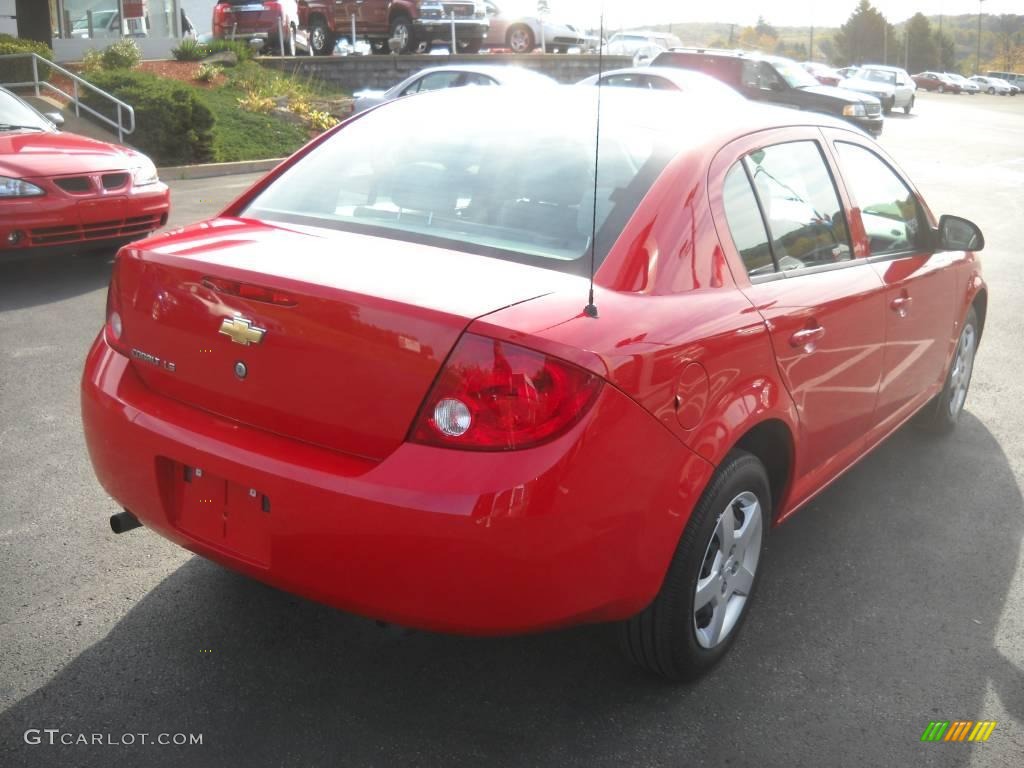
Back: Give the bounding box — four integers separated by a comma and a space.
309, 19, 333, 56
916, 307, 979, 434
987, 87, 995, 94
903, 96, 914, 114
507, 24, 535, 53
619, 451, 770, 681
882, 96, 894, 114
458, 38, 482, 54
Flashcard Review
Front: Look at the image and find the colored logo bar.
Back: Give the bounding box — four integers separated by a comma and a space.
921, 721, 997, 742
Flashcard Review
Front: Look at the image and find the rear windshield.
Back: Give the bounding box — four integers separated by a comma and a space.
244, 89, 678, 275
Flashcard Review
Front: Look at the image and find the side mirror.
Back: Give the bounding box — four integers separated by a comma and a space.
938, 215, 984, 251
768, 80, 784, 92
44, 112, 64, 127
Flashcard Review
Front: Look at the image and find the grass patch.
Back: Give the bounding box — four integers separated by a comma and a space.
200, 86, 308, 162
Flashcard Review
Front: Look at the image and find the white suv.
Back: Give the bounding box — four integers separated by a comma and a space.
840, 65, 916, 114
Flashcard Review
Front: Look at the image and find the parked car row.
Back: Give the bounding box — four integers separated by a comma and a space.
212, 0, 602, 56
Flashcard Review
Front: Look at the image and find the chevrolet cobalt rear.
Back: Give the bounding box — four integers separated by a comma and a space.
82, 89, 985, 680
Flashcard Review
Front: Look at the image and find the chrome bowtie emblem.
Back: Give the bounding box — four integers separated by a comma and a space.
219, 314, 266, 346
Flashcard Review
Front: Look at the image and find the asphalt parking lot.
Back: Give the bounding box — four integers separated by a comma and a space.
1, 91, 1022, 767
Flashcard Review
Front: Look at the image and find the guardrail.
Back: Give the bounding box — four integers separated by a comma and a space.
0, 53, 135, 143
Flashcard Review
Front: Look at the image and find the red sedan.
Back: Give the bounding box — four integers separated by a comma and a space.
82, 88, 986, 681
912, 71, 962, 93
0, 87, 168, 259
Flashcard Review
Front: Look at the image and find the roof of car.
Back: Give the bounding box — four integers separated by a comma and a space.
405, 64, 556, 82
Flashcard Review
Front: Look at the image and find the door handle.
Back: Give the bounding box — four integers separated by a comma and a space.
890, 295, 913, 317
789, 326, 826, 349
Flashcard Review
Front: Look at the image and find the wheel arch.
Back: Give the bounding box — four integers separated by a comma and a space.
506, 22, 535, 46
389, 6, 413, 25
730, 418, 795, 521
971, 287, 988, 340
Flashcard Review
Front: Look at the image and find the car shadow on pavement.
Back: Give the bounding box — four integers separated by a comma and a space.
0, 252, 114, 313
0, 414, 1020, 767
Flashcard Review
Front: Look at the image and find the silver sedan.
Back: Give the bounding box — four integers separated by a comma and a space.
352, 65, 558, 114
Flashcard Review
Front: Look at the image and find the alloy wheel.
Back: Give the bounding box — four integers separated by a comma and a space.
948, 323, 976, 418
693, 491, 763, 649
509, 29, 532, 53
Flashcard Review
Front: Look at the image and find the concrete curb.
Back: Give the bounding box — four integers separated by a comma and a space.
158, 158, 285, 181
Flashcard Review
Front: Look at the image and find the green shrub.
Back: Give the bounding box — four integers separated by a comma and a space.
80, 49, 104, 75
195, 63, 220, 83
100, 39, 141, 70
172, 38, 207, 62
0, 34, 54, 83
82, 71, 214, 165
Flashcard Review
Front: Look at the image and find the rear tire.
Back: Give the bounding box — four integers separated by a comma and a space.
916, 307, 979, 434
458, 38, 482, 54
309, 18, 333, 56
619, 451, 770, 681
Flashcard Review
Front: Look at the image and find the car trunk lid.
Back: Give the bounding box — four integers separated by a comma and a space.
115, 219, 579, 460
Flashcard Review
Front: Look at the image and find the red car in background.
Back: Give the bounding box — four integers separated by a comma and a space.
82, 88, 986, 681
213, 0, 301, 56
802, 61, 843, 86
0, 88, 168, 260
913, 71, 961, 93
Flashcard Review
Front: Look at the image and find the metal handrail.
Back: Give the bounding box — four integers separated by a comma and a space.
0, 53, 135, 143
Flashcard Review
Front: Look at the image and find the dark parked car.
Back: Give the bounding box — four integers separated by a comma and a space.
652, 49, 883, 136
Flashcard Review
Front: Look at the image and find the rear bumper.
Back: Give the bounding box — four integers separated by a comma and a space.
414, 19, 488, 39
0, 184, 169, 257
82, 335, 713, 634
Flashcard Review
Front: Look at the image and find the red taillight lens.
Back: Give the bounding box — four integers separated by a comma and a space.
410, 334, 603, 451
104, 255, 128, 356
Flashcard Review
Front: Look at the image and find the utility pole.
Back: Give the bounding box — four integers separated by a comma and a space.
728, 24, 735, 47
975, 0, 985, 75
810, 25, 814, 61
883, 25, 887, 65
905, 22, 909, 69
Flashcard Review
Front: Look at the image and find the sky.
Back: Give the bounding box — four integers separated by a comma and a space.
532, 1, 1023, 29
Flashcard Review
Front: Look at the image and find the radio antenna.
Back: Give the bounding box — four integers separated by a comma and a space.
584, 5, 605, 320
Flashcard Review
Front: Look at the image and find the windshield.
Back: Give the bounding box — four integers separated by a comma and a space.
0, 90, 52, 131
773, 59, 819, 88
861, 69, 897, 85
245, 90, 677, 275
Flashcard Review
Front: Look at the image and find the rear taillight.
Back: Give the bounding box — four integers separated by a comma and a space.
410, 333, 603, 451
104, 255, 128, 356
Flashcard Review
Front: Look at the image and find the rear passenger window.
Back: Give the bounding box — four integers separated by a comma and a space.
745, 141, 852, 271
722, 164, 773, 276
835, 142, 926, 256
